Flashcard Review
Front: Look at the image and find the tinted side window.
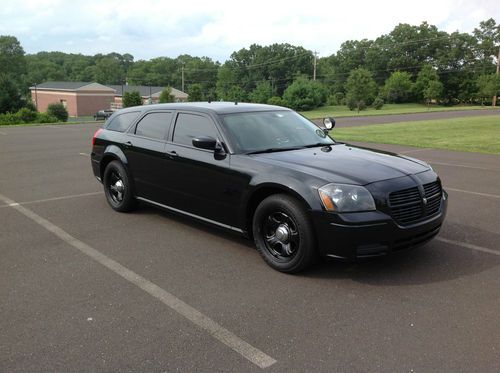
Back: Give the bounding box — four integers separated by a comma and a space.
135, 112, 172, 140
173, 113, 218, 147
106, 112, 140, 132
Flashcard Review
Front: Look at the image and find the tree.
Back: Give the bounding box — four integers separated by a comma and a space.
0, 35, 27, 113
122, 91, 143, 107
0, 75, 23, 113
423, 80, 443, 106
345, 68, 377, 112
473, 18, 500, 67
415, 64, 441, 101
94, 57, 125, 85
158, 87, 174, 103
249, 81, 273, 103
47, 103, 68, 122
476, 74, 500, 104
282, 77, 326, 110
381, 71, 414, 103
188, 83, 203, 101
225, 86, 247, 102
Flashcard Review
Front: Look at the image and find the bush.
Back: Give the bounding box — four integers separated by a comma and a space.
347, 98, 366, 112
123, 91, 143, 108
249, 81, 273, 104
327, 92, 345, 106
17, 107, 38, 122
47, 103, 68, 122
345, 68, 377, 112
36, 112, 58, 123
372, 97, 384, 110
159, 87, 174, 103
188, 84, 203, 102
282, 78, 327, 111
0, 112, 18, 125
267, 96, 284, 106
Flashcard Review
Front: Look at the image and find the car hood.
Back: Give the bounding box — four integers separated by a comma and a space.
250, 143, 430, 185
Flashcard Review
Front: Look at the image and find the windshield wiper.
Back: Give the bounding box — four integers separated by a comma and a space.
246, 146, 306, 155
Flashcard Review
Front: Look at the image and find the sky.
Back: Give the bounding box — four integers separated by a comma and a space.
1, 0, 498, 62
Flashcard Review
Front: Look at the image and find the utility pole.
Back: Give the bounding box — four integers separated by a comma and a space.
181, 64, 185, 92
313, 51, 318, 81
493, 46, 500, 107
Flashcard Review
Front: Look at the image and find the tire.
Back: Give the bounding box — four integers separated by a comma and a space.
252, 194, 317, 273
103, 160, 136, 212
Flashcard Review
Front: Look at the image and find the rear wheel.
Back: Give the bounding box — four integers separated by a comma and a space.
253, 194, 316, 273
103, 160, 136, 212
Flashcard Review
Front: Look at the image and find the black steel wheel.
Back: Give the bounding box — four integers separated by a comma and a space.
103, 160, 136, 212
253, 194, 316, 273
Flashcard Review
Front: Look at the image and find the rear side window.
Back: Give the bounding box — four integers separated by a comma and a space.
135, 112, 172, 140
106, 112, 140, 132
173, 113, 218, 147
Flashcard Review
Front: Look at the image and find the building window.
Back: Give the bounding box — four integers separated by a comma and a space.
60, 99, 67, 108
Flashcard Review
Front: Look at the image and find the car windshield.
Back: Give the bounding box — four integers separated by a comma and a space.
221, 111, 335, 154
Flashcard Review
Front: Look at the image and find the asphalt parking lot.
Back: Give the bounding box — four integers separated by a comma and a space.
1, 122, 499, 372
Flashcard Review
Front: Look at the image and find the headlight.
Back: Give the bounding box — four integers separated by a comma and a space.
318, 183, 376, 212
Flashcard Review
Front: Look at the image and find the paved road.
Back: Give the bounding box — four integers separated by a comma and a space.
1, 123, 499, 372
313, 108, 500, 127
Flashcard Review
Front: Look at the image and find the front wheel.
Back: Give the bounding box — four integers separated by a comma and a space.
103, 160, 136, 212
253, 194, 317, 273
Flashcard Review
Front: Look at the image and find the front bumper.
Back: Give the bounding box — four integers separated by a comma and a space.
311, 193, 448, 260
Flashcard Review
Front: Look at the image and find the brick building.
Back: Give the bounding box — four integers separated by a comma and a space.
31, 82, 189, 117
31, 82, 116, 117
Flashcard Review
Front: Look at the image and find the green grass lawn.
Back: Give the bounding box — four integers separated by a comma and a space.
330, 115, 500, 155
301, 103, 500, 119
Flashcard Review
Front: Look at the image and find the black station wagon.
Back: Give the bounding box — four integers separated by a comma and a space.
91, 102, 447, 273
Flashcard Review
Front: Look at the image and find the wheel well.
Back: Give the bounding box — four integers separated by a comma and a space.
100, 155, 119, 180
245, 186, 310, 238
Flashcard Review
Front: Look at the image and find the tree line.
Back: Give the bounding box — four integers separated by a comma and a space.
1, 18, 499, 115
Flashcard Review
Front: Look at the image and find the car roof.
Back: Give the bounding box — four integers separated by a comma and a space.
117, 102, 292, 116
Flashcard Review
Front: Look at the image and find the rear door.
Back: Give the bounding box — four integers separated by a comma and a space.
123, 111, 173, 200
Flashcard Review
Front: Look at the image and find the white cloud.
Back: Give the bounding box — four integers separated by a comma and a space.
0, 0, 498, 61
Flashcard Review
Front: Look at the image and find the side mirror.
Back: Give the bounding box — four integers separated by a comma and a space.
192, 136, 221, 152
323, 117, 335, 130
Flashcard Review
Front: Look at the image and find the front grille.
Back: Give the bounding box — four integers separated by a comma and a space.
423, 181, 442, 216
389, 181, 442, 225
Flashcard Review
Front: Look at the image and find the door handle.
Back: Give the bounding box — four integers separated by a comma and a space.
124, 141, 133, 148
167, 150, 178, 159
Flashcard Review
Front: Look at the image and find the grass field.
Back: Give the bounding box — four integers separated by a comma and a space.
301, 103, 500, 119
331, 115, 500, 155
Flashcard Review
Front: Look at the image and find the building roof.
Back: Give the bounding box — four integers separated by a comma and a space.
32, 81, 115, 92
108, 85, 188, 99
31, 82, 188, 99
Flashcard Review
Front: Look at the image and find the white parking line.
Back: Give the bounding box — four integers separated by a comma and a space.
0, 192, 102, 209
0, 192, 277, 369
436, 237, 499, 256
79, 152, 90, 157
446, 187, 500, 199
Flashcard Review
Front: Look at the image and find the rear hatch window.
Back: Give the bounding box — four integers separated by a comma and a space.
106, 111, 140, 132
